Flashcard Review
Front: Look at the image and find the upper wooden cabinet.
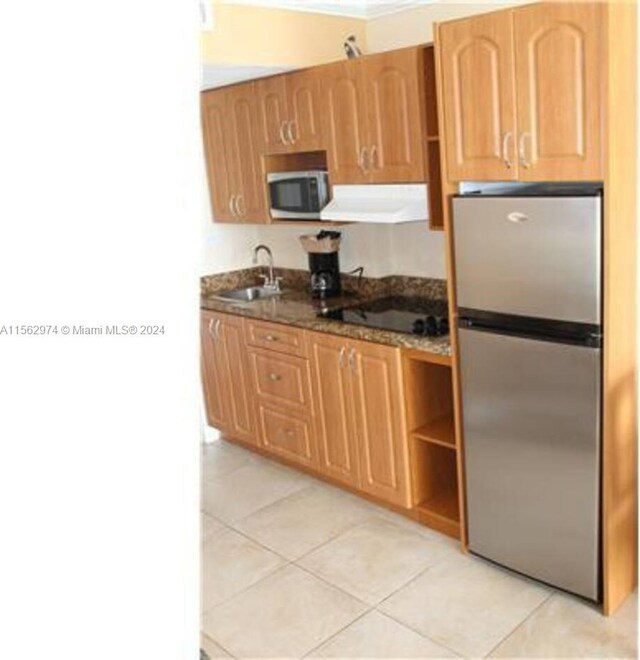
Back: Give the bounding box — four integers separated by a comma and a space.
322, 48, 427, 184
513, 2, 604, 181
438, 11, 517, 181
201, 84, 268, 222
201, 91, 238, 222
202, 45, 442, 224
322, 61, 369, 184
256, 69, 324, 154
438, 2, 604, 181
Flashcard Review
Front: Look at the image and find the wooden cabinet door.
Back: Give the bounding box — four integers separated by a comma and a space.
364, 48, 426, 183
201, 90, 238, 222
322, 61, 369, 184
218, 314, 257, 445
286, 69, 324, 152
309, 332, 360, 488
256, 75, 290, 154
350, 341, 411, 508
513, 2, 603, 180
200, 311, 230, 431
257, 404, 317, 468
227, 82, 268, 222
439, 11, 517, 181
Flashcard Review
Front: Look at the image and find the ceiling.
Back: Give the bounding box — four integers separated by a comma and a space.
222, 0, 437, 19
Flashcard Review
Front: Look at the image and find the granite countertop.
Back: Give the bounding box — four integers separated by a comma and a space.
200, 268, 452, 357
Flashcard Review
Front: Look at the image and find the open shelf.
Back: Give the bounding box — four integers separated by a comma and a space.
416, 484, 460, 525
412, 415, 456, 449
411, 441, 460, 539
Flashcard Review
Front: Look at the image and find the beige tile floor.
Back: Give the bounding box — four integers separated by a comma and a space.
201, 440, 638, 659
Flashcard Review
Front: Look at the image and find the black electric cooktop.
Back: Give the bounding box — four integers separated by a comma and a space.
320, 296, 449, 337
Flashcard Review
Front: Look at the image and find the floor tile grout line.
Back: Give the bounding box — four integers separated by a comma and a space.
293, 562, 374, 609
201, 560, 294, 618
299, 605, 377, 659
481, 589, 555, 658
200, 631, 237, 659
201, 477, 313, 531
372, 604, 465, 659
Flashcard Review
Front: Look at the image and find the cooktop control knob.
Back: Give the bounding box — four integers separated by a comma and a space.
425, 315, 438, 335
412, 318, 426, 335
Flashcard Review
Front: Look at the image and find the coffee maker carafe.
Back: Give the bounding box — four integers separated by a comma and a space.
299, 231, 342, 299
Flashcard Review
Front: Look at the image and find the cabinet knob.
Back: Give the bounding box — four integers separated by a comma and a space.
265, 334, 278, 341
268, 373, 282, 381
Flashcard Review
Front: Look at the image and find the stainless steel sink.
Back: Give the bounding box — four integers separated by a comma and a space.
212, 286, 282, 303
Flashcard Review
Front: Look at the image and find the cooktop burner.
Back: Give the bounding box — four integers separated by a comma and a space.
320, 296, 449, 337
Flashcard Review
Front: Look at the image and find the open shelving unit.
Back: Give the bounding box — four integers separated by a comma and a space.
402, 348, 460, 539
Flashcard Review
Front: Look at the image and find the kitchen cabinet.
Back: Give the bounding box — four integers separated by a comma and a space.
200, 311, 257, 445
322, 48, 427, 184
350, 339, 411, 507
309, 332, 361, 488
201, 84, 268, 223
226, 83, 269, 221
322, 61, 369, 184
201, 90, 238, 222
257, 69, 324, 154
246, 320, 319, 468
513, 2, 603, 180
363, 48, 427, 183
309, 331, 411, 506
438, 3, 603, 181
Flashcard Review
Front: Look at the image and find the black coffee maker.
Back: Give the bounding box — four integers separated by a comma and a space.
300, 231, 342, 299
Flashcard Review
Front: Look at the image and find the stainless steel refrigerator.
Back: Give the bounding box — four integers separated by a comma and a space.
453, 185, 602, 601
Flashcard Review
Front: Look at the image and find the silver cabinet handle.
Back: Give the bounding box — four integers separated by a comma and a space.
279, 428, 295, 438
361, 147, 370, 172
268, 373, 282, 382
502, 132, 513, 169
265, 334, 278, 342
338, 346, 346, 368
287, 120, 297, 144
233, 194, 245, 217
370, 144, 378, 169
279, 121, 289, 145
348, 348, 356, 372
214, 319, 222, 340
208, 318, 216, 339
232, 195, 242, 217
358, 147, 370, 172
229, 195, 236, 217
519, 132, 531, 169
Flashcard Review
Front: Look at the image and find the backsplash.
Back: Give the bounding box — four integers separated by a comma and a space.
201, 267, 448, 301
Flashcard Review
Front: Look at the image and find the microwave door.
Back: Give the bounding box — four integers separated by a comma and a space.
269, 177, 312, 214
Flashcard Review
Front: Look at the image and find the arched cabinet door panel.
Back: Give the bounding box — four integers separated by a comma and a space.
439, 11, 517, 181
364, 48, 426, 183
514, 2, 604, 180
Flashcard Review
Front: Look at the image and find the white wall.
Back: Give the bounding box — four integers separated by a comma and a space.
201, 1, 523, 280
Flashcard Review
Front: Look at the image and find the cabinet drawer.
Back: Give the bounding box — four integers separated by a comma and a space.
249, 348, 312, 413
258, 404, 316, 467
245, 319, 308, 357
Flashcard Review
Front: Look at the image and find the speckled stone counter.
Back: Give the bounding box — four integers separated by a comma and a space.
200, 268, 452, 357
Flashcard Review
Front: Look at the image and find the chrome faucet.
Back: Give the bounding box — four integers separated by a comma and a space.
252, 244, 281, 291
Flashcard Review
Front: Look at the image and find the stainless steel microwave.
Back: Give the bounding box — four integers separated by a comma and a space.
267, 171, 329, 219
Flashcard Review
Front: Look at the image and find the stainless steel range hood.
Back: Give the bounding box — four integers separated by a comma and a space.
320, 184, 429, 224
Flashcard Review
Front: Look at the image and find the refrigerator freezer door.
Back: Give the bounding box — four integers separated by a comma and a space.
459, 327, 601, 600
453, 196, 601, 324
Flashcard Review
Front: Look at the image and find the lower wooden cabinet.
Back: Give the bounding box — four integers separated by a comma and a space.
308, 332, 361, 488
257, 403, 317, 468
200, 313, 412, 509
200, 311, 256, 445
308, 331, 411, 507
